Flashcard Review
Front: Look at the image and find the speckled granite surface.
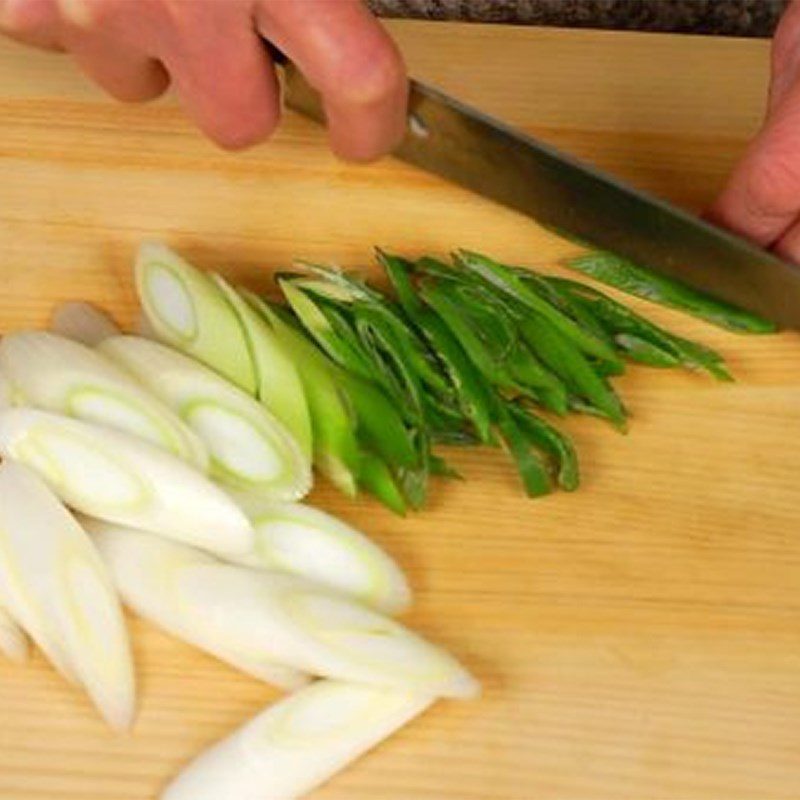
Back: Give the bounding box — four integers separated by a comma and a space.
368, 0, 789, 37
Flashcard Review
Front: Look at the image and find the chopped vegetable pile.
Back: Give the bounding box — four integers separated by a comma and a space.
135, 242, 766, 513
0, 240, 773, 798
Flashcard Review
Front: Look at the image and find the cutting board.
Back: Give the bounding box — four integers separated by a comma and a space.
1, 20, 799, 800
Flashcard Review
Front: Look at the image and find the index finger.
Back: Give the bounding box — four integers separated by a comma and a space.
257, 0, 408, 162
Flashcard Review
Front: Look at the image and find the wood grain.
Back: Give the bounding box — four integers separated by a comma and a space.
1, 21, 799, 800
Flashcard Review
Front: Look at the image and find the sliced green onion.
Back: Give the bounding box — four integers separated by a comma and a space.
100, 336, 311, 501
493, 404, 552, 498
162, 680, 434, 800
518, 313, 627, 430
243, 291, 362, 498
279, 279, 379, 383
550, 277, 733, 380
135, 242, 257, 392
88, 520, 309, 690
562, 250, 777, 333
379, 251, 494, 444
454, 250, 621, 364
211, 275, 313, 461
0, 602, 29, 664
0, 332, 209, 471
510, 405, 579, 491
92, 524, 478, 698
614, 334, 682, 368
0, 461, 135, 729
226, 499, 412, 615
357, 453, 407, 516
0, 369, 11, 411
0, 408, 254, 556
50, 301, 120, 347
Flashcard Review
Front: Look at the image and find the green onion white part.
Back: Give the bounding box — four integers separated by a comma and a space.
92, 524, 478, 698
0, 601, 29, 664
135, 242, 256, 393
101, 335, 311, 502
50, 301, 120, 347
0, 461, 135, 729
90, 521, 310, 690
211, 274, 313, 462
162, 680, 433, 800
0, 332, 209, 471
230, 499, 412, 615
86, 520, 307, 690
0, 408, 253, 557
0, 369, 11, 411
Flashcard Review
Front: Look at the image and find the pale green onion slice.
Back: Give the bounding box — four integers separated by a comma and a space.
135, 242, 256, 393
86, 520, 309, 690
92, 525, 478, 698
162, 680, 433, 800
0, 409, 253, 556
0, 602, 29, 664
101, 335, 311, 501
50, 301, 120, 346
0, 461, 135, 729
0, 332, 208, 471
211, 275, 313, 462
242, 291, 361, 497
230, 499, 411, 615
0, 369, 11, 411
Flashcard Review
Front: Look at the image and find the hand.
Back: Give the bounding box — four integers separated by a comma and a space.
0, 0, 408, 160
709, 0, 800, 261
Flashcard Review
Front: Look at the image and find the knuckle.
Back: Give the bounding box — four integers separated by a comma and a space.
1, 0, 57, 32
330, 40, 405, 107
57, 0, 119, 27
741, 152, 800, 227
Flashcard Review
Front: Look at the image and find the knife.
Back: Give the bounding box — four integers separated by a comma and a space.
276, 60, 800, 329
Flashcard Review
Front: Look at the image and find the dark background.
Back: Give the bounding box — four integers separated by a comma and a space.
368, 1, 789, 38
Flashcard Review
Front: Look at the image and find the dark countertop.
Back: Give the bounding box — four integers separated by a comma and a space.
368, 0, 789, 37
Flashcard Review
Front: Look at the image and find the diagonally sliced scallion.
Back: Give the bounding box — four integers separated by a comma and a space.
0, 368, 11, 411
0, 601, 29, 664
0, 332, 209, 471
242, 291, 363, 497
50, 301, 120, 347
211, 275, 313, 461
0, 408, 254, 556
92, 524, 478, 698
229, 498, 412, 615
86, 520, 310, 690
100, 335, 311, 501
135, 242, 257, 393
162, 679, 434, 800
0, 461, 135, 729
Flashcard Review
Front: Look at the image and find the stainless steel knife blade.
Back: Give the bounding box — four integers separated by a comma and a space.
282, 66, 800, 329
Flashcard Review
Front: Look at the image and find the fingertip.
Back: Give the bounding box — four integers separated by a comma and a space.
203, 102, 282, 151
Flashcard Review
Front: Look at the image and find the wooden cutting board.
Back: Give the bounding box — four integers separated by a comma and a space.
1, 20, 799, 800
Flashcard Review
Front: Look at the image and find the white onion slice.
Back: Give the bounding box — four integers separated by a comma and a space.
86, 520, 308, 690
101, 335, 311, 502
0, 408, 253, 556
162, 680, 433, 800
230, 499, 411, 615
91, 524, 478, 698
135, 241, 256, 393
0, 331, 208, 471
0, 461, 135, 729
0, 602, 29, 664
